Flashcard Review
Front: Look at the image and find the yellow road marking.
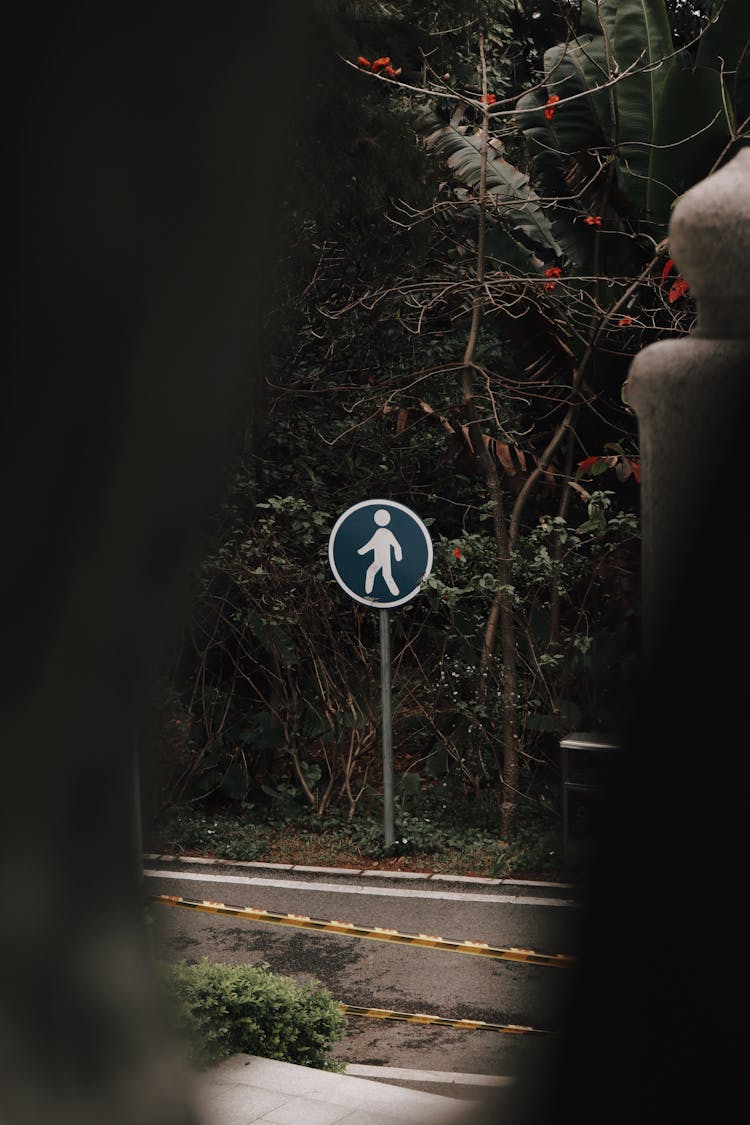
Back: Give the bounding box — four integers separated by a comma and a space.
152, 894, 574, 968
339, 1004, 554, 1035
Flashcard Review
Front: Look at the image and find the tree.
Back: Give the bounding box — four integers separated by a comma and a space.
153, 0, 749, 843
313, 0, 749, 833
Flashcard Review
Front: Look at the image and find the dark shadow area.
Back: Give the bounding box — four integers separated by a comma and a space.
5, 4, 748, 1124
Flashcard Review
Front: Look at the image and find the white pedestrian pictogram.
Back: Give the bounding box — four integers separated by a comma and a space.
358, 509, 402, 595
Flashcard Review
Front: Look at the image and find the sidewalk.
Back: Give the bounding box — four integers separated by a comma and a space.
196, 1054, 484, 1124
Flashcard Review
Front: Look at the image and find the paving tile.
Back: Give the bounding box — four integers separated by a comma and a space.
335, 1108, 476, 1125
198, 1057, 475, 1125
307, 1082, 470, 1119
199, 1082, 288, 1124
260, 1095, 353, 1124
334, 1112, 406, 1125
217, 1056, 334, 1095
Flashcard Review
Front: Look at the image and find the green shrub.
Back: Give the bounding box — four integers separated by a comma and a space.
154, 810, 270, 861
162, 959, 346, 1070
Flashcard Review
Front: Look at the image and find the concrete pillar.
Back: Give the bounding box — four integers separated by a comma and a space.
465, 147, 750, 1125
627, 146, 750, 660
546, 146, 750, 1125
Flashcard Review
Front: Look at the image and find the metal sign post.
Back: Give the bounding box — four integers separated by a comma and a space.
379, 608, 394, 850
328, 500, 432, 852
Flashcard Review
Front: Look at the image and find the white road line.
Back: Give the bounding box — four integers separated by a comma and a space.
144, 868, 576, 907
344, 1064, 514, 1086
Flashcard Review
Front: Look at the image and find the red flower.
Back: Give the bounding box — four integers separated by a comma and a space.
544, 94, 560, 121
453, 547, 461, 559
660, 257, 676, 286
618, 315, 633, 327
384, 65, 401, 77
630, 459, 641, 484
668, 276, 690, 303
543, 265, 562, 291
357, 56, 372, 68
660, 256, 690, 302
584, 215, 602, 227
371, 56, 391, 72
481, 93, 497, 105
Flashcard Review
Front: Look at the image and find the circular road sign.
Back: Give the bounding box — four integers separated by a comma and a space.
328, 499, 433, 609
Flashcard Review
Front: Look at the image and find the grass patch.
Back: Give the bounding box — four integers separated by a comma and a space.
149, 786, 564, 880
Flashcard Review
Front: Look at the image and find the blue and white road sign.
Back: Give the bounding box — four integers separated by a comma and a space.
328, 499, 433, 609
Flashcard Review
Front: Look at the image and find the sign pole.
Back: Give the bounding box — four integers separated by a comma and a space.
328, 499, 433, 856
379, 608, 394, 852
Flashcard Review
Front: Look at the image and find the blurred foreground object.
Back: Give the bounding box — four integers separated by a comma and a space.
2, 3, 310, 1122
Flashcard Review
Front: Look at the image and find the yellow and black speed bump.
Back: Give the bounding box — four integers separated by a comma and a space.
339, 1004, 555, 1035
151, 894, 574, 969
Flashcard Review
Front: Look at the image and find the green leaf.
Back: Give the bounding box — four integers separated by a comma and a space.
574, 0, 621, 140
542, 43, 607, 156
515, 88, 568, 198
649, 67, 732, 225
515, 86, 598, 272
697, 0, 750, 121
420, 109, 562, 259
484, 225, 544, 273
612, 0, 676, 214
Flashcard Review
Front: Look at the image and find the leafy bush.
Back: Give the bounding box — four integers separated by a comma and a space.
162, 959, 346, 1070
154, 809, 270, 861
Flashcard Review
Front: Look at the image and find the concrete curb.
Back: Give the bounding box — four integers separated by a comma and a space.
143, 853, 579, 895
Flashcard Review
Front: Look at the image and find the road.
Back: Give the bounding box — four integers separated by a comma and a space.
145, 860, 586, 1100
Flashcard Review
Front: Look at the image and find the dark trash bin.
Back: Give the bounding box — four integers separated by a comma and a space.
560, 731, 621, 873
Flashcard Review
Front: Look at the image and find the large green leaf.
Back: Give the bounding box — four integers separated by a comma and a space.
542, 43, 607, 156
649, 67, 733, 225
483, 225, 545, 274
612, 0, 675, 214
515, 87, 568, 199
515, 85, 600, 274
696, 0, 750, 122
574, 0, 621, 140
420, 109, 562, 259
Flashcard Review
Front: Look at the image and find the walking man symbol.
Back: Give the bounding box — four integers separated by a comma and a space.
358, 509, 402, 596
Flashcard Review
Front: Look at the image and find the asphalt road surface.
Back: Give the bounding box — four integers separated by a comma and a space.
145, 860, 586, 1099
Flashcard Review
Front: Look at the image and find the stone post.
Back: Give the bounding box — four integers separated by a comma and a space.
627, 146, 750, 661
463, 147, 750, 1125
546, 146, 750, 1125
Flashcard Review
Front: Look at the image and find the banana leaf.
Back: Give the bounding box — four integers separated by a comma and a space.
696, 0, 750, 123
612, 0, 675, 215
420, 109, 562, 259
515, 86, 600, 275
451, 189, 544, 272
574, 0, 621, 141
649, 66, 733, 226
484, 225, 546, 273
542, 42, 609, 156
515, 87, 567, 195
